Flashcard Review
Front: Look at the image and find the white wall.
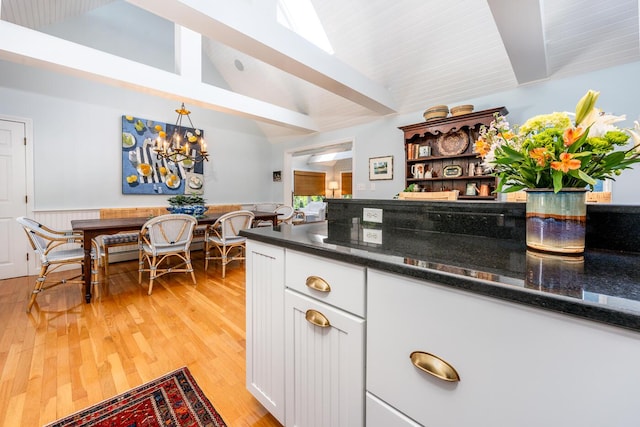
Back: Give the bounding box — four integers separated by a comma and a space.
3, 53, 640, 209
0, 61, 274, 210
271, 60, 640, 204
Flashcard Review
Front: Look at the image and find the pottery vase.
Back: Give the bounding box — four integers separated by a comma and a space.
525, 188, 587, 254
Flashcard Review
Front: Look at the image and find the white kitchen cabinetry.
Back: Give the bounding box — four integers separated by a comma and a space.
367, 269, 640, 427
246, 241, 286, 424
366, 392, 421, 427
285, 250, 365, 317
246, 242, 366, 427
285, 251, 366, 427
285, 290, 365, 427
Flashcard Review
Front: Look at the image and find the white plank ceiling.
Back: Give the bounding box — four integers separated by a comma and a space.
1, 0, 638, 141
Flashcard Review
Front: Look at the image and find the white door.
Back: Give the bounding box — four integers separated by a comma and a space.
0, 118, 29, 279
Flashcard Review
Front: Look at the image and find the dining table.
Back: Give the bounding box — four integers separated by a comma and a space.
71, 210, 279, 303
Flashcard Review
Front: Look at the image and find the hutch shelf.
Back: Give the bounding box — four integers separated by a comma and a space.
399, 106, 508, 200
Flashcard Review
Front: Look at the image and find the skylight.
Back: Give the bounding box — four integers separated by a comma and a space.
277, 0, 334, 54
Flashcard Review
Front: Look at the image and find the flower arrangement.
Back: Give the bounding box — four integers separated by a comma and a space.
474, 90, 640, 193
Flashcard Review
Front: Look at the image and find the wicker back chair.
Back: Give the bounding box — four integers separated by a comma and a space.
274, 205, 295, 224
16, 216, 98, 312
138, 213, 197, 295
255, 204, 295, 227
204, 210, 255, 278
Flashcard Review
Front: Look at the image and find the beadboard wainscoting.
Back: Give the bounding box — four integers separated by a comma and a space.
33, 209, 100, 229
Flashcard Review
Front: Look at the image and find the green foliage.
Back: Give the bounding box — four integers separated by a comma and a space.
475, 91, 640, 193
293, 195, 324, 209
167, 195, 205, 206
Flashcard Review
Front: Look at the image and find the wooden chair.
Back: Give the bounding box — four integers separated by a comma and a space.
204, 210, 255, 278
16, 216, 98, 312
138, 214, 197, 295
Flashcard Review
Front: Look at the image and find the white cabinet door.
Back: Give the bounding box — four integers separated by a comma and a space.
366, 393, 421, 427
368, 269, 640, 427
246, 240, 286, 424
285, 289, 365, 427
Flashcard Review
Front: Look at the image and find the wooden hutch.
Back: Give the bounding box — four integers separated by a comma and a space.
399, 107, 508, 200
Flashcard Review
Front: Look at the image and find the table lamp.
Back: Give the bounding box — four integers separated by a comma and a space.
328, 181, 339, 198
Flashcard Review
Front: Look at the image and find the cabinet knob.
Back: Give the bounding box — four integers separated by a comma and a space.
306, 276, 331, 293
305, 309, 331, 328
410, 351, 460, 382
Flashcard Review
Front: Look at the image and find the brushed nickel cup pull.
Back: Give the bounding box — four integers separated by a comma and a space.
305, 309, 331, 328
306, 276, 331, 293
410, 351, 460, 382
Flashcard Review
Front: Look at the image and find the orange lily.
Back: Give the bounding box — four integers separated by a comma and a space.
563, 127, 584, 147
551, 152, 581, 173
529, 147, 551, 166
474, 138, 490, 157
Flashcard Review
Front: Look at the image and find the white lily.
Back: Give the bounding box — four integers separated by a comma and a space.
575, 89, 599, 126
583, 108, 626, 138
628, 120, 640, 152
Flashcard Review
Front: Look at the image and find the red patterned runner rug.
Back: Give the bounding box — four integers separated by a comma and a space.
44, 366, 227, 427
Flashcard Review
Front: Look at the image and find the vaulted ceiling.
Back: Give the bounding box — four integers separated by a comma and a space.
1, 0, 639, 141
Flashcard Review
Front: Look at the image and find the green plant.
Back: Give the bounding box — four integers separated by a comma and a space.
167, 194, 205, 206
474, 90, 640, 193
293, 195, 324, 209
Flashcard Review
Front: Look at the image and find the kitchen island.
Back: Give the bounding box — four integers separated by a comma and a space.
242, 199, 640, 426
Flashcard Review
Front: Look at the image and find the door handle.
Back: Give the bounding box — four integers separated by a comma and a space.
305, 309, 331, 328
410, 351, 460, 382
306, 276, 331, 293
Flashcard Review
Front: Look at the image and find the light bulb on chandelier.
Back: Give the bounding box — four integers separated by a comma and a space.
153, 103, 209, 165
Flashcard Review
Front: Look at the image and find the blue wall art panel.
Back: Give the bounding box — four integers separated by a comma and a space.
122, 115, 205, 195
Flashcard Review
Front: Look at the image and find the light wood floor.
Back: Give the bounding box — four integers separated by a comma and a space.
0, 252, 282, 427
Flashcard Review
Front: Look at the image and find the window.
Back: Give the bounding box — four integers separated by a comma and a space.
341, 171, 352, 197
277, 0, 334, 54
293, 170, 326, 209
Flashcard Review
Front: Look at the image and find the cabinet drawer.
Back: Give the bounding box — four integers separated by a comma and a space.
367, 269, 640, 427
286, 250, 365, 316
366, 393, 421, 427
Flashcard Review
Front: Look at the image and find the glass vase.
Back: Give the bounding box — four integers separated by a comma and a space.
525, 188, 587, 254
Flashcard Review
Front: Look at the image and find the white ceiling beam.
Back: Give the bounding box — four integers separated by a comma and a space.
0, 20, 318, 132
488, 0, 548, 84
175, 24, 201, 80
125, 0, 397, 115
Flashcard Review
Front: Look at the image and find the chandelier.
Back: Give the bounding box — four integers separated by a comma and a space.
154, 103, 209, 164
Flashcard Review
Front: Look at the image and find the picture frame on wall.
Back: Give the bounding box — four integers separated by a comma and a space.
369, 155, 393, 180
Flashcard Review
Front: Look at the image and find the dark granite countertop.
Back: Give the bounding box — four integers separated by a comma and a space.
242, 221, 640, 333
